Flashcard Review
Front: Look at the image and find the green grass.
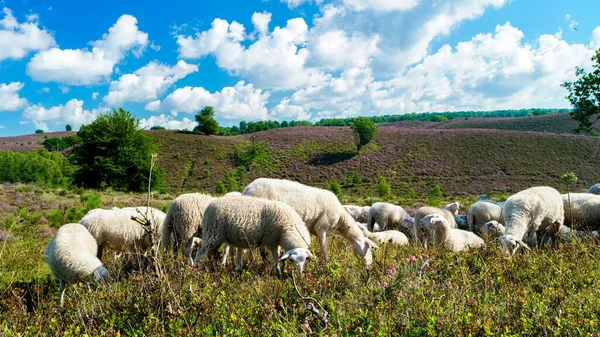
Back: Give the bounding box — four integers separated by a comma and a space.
2, 184, 600, 335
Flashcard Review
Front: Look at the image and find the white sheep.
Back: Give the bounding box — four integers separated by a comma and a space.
44, 223, 110, 307
556, 225, 600, 241
194, 196, 313, 275
467, 201, 504, 232
79, 206, 166, 259
562, 193, 600, 230
161, 193, 215, 265
587, 184, 600, 195
492, 186, 564, 255
412, 206, 456, 247
242, 178, 378, 267
420, 214, 485, 252
343, 205, 371, 224
355, 222, 409, 246
479, 220, 506, 237
366, 202, 410, 232
223, 192, 242, 197
443, 202, 460, 216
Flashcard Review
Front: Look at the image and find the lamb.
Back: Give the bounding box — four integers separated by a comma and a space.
492, 186, 564, 255
242, 178, 378, 267
561, 193, 600, 230
343, 205, 371, 224
366, 202, 411, 232
44, 223, 110, 307
80, 206, 166, 259
194, 196, 313, 275
587, 184, 600, 195
443, 202, 460, 216
355, 222, 409, 246
467, 201, 504, 232
412, 206, 456, 247
160, 193, 215, 265
420, 214, 485, 252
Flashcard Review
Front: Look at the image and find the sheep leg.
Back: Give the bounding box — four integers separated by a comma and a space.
183, 237, 195, 266
222, 244, 230, 266
59, 280, 66, 308
235, 248, 244, 270
271, 247, 282, 275
316, 229, 329, 262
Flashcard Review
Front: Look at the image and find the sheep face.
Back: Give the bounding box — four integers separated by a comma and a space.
419, 214, 447, 229
400, 217, 415, 230
480, 221, 503, 236
443, 202, 460, 216
491, 234, 530, 255
280, 248, 314, 276
92, 266, 111, 285
351, 237, 379, 269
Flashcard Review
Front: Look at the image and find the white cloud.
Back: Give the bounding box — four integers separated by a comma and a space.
139, 114, 197, 130
177, 15, 328, 90
307, 30, 379, 70
92, 92, 99, 100
41, 87, 50, 93
145, 81, 270, 123
104, 60, 198, 106
0, 7, 55, 62
342, 0, 420, 12
23, 99, 100, 129
269, 99, 310, 120
591, 27, 600, 49
0, 82, 27, 111
569, 20, 578, 31
280, 0, 322, 9
60, 86, 69, 94
0, 125, 5, 129
251, 12, 271, 38
27, 14, 148, 85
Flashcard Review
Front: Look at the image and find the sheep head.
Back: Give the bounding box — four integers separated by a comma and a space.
420, 214, 448, 229
443, 202, 460, 216
352, 237, 379, 269
491, 234, 530, 255
480, 221, 504, 236
92, 266, 111, 285
280, 248, 314, 276
400, 217, 415, 230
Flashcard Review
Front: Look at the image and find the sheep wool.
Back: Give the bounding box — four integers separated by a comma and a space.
467, 201, 504, 232
493, 186, 564, 255
561, 193, 600, 230
355, 222, 409, 246
343, 205, 371, 224
412, 206, 456, 247
420, 215, 485, 252
194, 196, 313, 274
366, 202, 410, 232
161, 193, 215, 265
80, 206, 166, 259
44, 223, 110, 307
243, 178, 378, 268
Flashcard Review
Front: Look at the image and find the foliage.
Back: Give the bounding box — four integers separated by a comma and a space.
233, 139, 271, 169
62, 134, 82, 147
194, 106, 220, 135
329, 180, 342, 196
427, 184, 443, 206
42, 137, 68, 152
351, 170, 362, 185
560, 172, 578, 185
430, 115, 448, 122
562, 49, 600, 132
378, 177, 391, 198
35, 129, 44, 134
350, 117, 378, 151
65, 124, 72, 132
70, 108, 163, 192
150, 125, 166, 130
0, 150, 73, 186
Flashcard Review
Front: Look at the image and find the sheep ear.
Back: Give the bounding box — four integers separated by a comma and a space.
279, 251, 291, 261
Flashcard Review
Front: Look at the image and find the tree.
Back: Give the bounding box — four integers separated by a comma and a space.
350, 117, 378, 151
194, 106, 220, 135
42, 137, 69, 152
70, 108, 163, 192
562, 49, 600, 132
65, 124, 72, 131
150, 125, 166, 130
35, 129, 44, 134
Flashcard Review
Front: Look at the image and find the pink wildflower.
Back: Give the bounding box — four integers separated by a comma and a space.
411, 256, 416, 262
383, 282, 388, 287
404, 258, 410, 263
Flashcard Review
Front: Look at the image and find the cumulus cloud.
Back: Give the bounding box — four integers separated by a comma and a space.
0, 7, 55, 62
139, 114, 197, 130
145, 81, 270, 123
280, 0, 322, 9
23, 99, 101, 130
27, 15, 148, 85
0, 82, 28, 111
104, 60, 198, 106
342, 0, 420, 12
306, 30, 379, 70
591, 27, 600, 49
92, 92, 99, 100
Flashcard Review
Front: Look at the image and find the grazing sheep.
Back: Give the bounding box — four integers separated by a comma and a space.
454, 215, 468, 230
161, 193, 215, 265
194, 196, 313, 275
355, 222, 409, 246
420, 215, 485, 252
561, 193, 600, 230
242, 178, 378, 267
343, 205, 371, 224
492, 186, 564, 255
467, 201, 504, 232
479, 220, 506, 237
412, 206, 456, 247
223, 192, 242, 197
80, 206, 166, 259
443, 202, 460, 216
366, 202, 410, 232
588, 184, 600, 195
555, 225, 600, 241
44, 223, 110, 307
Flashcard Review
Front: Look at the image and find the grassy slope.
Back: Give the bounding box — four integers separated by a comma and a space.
149, 125, 600, 199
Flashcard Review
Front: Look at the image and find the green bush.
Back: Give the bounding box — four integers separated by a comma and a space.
46, 208, 64, 228
329, 180, 342, 196
351, 170, 363, 185
215, 182, 226, 194
42, 137, 69, 152
378, 177, 391, 198
350, 117, 378, 151
0, 150, 73, 187
80, 193, 104, 211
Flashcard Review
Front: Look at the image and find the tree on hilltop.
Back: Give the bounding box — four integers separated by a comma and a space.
194, 106, 220, 135
562, 49, 600, 132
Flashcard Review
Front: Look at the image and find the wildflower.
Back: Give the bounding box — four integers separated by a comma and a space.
383, 282, 388, 287
332, 334, 338, 337
411, 256, 416, 262
425, 261, 430, 268
418, 255, 423, 260
376, 282, 381, 286
303, 322, 312, 333
404, 258, 410, 263
358, 327, 363, 333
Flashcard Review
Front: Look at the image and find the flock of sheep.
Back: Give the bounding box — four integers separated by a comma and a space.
43, 179, 600, 306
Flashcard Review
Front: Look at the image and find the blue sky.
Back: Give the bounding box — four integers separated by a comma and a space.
0, 0, 599, 136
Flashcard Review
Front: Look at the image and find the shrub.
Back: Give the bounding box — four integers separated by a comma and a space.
35, 129, 44, 134
378, 177, 391, 198
329, 180, 342, 196
70, 108, 163, 192
350, 117, 378, 151
216, 182, 226, 194
351, 170, 363, 185
0, 150, 73, 187
150, 126, 166, 130
80, 193, 104, 211
42, 137, 69, 152
65, 124, 72, 131
46, 208, 64, 228
194, 106, 220, 135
